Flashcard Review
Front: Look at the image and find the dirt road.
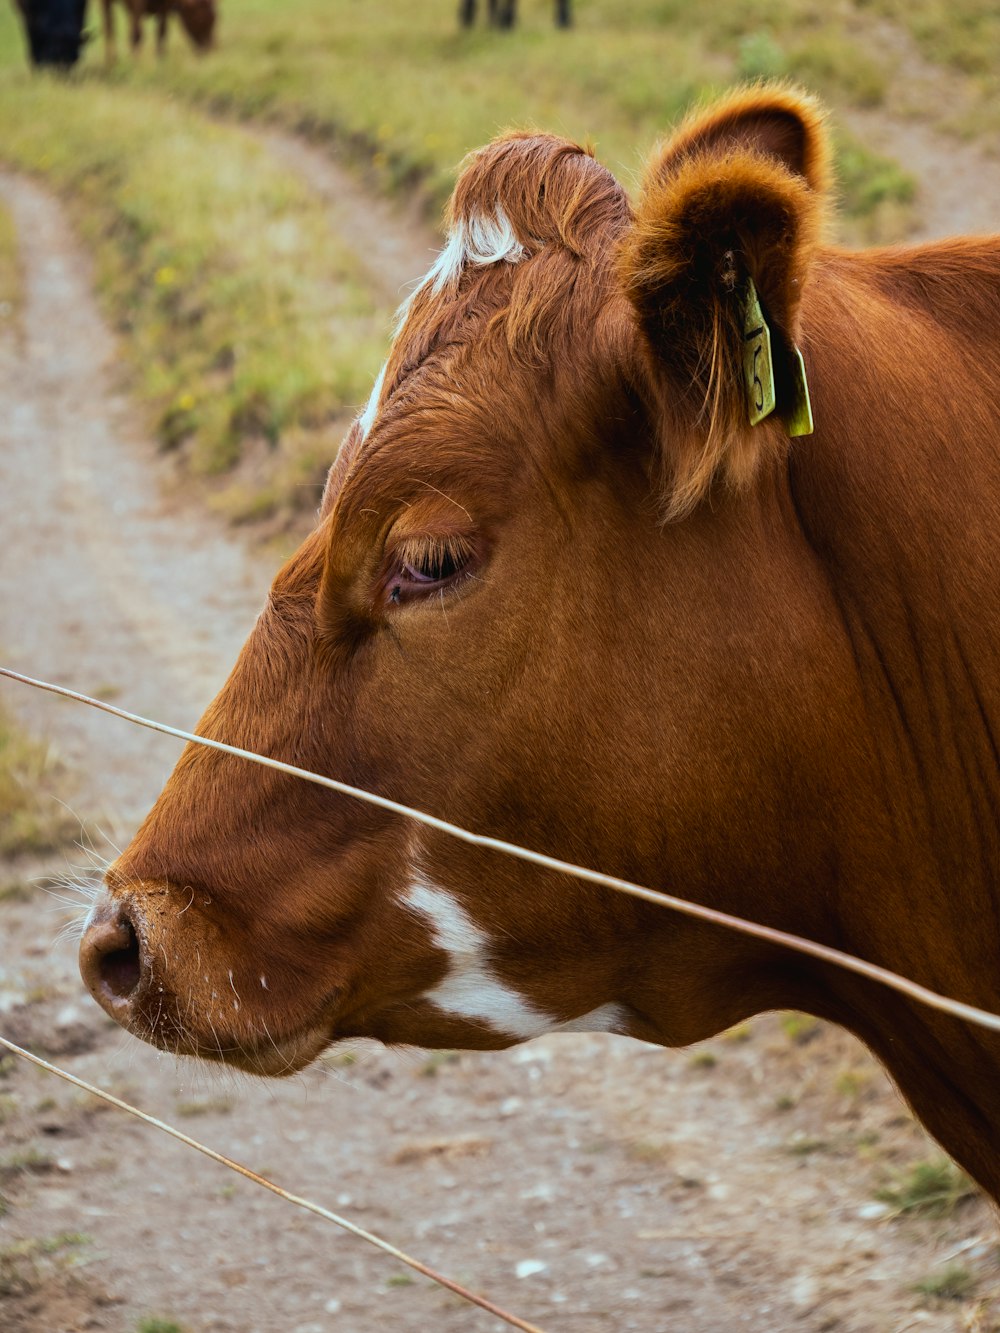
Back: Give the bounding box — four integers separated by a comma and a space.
2, 71, 1000, 1333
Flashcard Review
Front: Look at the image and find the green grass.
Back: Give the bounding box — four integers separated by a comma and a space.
99, 0, 914, 240
0, 704, 77, 857
0, 1232, 88, 1298
915, 1263, 977, 1301
0, 21, 384, 521
875, 1155, 978, 1218
861, 0, 1000, 77
0, 200, 21, 331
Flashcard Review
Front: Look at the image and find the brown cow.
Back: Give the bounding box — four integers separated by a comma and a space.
80, 87, 1000, 1202
101, 0, 215, 59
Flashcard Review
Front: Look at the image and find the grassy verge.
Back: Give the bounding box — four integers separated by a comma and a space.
90, 0, 914, 243
0, 20, 385, 523
0, 200, 21, 333
860, 0, 999, 77
0, 703, 77, 858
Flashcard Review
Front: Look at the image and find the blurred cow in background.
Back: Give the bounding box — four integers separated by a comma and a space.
459, 0, 571, 29
14, 0, 89, 67
101, 0, 215, 59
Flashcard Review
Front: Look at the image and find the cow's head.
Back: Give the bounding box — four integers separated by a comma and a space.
178, 0, 216, 49
80, 88, 854, 1076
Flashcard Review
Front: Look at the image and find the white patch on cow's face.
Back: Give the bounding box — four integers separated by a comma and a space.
402, 874, 628, 1042
357, 208, 528, 442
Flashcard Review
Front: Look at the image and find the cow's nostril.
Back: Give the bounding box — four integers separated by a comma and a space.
100, 920, 141, 999
81, 913, 142, 1005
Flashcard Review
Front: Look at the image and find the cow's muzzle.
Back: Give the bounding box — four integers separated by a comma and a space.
79, 896, 144, 1022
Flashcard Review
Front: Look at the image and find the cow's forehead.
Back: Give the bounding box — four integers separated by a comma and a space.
360, 135, 631, 442
318, 136, 631, 521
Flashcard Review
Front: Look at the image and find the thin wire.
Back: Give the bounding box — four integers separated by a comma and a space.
0, 1034, 547, 1333
4, 665, 1000, 1036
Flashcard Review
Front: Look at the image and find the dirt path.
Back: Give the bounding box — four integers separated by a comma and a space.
832, 13, 1000, 241
1, 72, 1000, 1333
252, 128, 440, 309
0, 172, 271, 836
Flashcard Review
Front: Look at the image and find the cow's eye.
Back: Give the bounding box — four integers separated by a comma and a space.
387, 534, 476, 605
401, 548, 463, 583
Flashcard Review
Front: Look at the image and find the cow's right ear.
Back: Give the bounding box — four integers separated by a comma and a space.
619, 86, 830, 519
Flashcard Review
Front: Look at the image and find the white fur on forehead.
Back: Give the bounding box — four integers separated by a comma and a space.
358, 360, 387, 441
426, 207, 527, 293
357, 207, 528, 441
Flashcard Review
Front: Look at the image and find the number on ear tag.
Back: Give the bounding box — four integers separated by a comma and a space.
784, 345, 814, 438
743, 278, 776, 427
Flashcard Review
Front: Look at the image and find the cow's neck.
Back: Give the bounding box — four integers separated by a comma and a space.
776, 244, 1000, 1196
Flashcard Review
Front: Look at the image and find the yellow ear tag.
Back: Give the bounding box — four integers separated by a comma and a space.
743, 278, 776, 427
784, 345, 814, 438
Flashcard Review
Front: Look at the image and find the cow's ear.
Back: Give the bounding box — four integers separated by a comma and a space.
619, 86, 830, 519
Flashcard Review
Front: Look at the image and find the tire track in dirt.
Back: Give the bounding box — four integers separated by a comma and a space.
830, 14, 1000, 240
0, 171, 272, 835
251, 128, 440, 309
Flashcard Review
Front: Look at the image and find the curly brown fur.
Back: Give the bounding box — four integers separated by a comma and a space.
619, 87, 829, 519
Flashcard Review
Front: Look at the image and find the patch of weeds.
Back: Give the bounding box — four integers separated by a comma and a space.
835, 1068, 871, 1100
834, 132, 917, 243
861, 0, 1000, 79
0, 703, 78, 857
137, 1320, 188, 1333
0, 198, 21, 329
781, 1012, 822, 1044
915, 1264, 976, 1301
689, 1050, 717, 1069
0, 1233, 88, 1298
0, 1147, 54, 1180
174, 1096, 233, 1117
791, 31, 887, 107
626, 1139, 672, 1164
0, 1246, 38, 1298
785, 1132, 829, 1157
854, 1130, 882, 1159
386, 1273, 415, 1288
722, 1021, 753, 1044
0, 880, 34, 903
774, 1093, 797, 1112
737, 31, 787, 80
24, 984, 58, 1004
419, 1050, 460, 1077
320, 1048, 357, 1068
37, 1232, 90, 1254
875, 1156, 978, 1218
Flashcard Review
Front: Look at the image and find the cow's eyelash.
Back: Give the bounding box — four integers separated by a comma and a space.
393, 534, 476, 582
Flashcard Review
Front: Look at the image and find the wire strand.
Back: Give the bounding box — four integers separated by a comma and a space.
0, 1034, 547, 1333
3, 664, 1000, 1035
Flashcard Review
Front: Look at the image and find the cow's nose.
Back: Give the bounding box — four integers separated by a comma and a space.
79, 898, 144, 1018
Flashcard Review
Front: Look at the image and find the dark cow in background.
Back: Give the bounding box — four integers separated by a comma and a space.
459, 0, 571, 29
101, 0, 214, 59
15, 0, 88, 66
81, 87, 1000, 1205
